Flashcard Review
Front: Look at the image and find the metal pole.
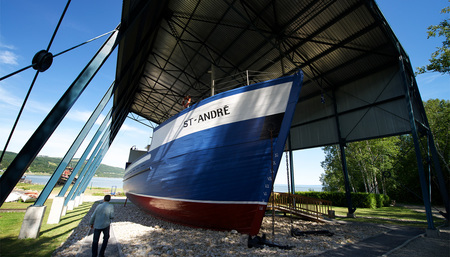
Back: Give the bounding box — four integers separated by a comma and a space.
398, 55, 435, 229
331, 89, 355, 216
70, 140, 107, 203
79, 144, 109, 195
288, 134, 295, 194
33, 83, 114, 206
246, 70, 249, 85
210, 64, 215, 96
418, 96, 449, 220
427, 134, 432, 204
0, 28, 119, 206
339, 142, 355, 216
63, 124, 111, 206
427, 129, 450, 220
72, 106, 128, 201
57, 108, 112, 197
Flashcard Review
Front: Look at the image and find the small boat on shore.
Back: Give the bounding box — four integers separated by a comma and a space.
57, 168, 77, 186
123, 71, 303, 235
5, 190, 38, 203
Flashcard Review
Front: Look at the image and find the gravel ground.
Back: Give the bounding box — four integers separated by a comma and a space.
53, 200, 389, 257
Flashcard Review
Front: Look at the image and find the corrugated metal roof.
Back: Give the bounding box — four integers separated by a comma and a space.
113, 0, 424, 150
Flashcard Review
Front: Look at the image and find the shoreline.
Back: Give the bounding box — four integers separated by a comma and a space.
19, 174, 322, 188
21, 173, 123, 178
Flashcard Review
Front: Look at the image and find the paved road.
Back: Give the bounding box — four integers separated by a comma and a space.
75, 224, 123, 257
386, 225, 449, 257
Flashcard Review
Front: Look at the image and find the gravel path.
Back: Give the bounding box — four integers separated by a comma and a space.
53, 200, 390, 256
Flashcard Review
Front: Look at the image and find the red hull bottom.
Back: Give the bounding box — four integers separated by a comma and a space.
126, 193, 267, 235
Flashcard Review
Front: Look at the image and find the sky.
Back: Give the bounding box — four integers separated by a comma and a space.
0, 1, 449, 186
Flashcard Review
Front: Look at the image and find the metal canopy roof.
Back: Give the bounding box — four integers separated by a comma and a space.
113, 0, 424, 150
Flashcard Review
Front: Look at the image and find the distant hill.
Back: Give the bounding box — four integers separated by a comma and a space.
0, 151, 125, 178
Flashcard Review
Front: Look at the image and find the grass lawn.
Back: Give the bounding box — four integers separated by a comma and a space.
0, 199, 94, 257
0, 183, 110, 257
333, 206, 447, 228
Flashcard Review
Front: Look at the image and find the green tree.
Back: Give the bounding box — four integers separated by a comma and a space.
424, 99, 450, 172
416, 2, 450, 75
320, 137, 400, 194
347, 138, 399, 195
320, 99, 449, 204
320, 145, 345, 192
386, 135, 423, 203
0, 151, 125, 177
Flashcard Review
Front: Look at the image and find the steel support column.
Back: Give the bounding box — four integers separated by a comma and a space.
399, 55, 435, 229
69, 141, 110, 210
338, 142, 355, 216
65, 81, 131, 207
58, 108, 112, 198
79, 107, 129, 196
63, 123, 111, 207
34, 83, 114, 206
0, 28, 119, 206
419, 100, 449, 220
79, 142, 110, 195
427, 130, 450, 220
407, 64, 448, 221
332, 89, 355, 216
288, 133, 295, 193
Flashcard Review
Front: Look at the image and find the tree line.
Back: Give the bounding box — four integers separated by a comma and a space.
0, 151, 125, 178
321, 2, 449, 205
320, 99, 449, 204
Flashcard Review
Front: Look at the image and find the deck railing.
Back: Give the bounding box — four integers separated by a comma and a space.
269, 192, 333, 221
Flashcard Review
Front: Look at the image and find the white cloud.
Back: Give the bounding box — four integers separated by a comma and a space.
0, 50, 19, 65
416, 72, 441, 85
40, 132, 77, 157
0, 42, 16, 50
0, 86, 100, 123
102, 144, 129, 169
0, 99, 152, 170
27, 99, 53, 114
120, 123, 149, 135
0, 126, 36, 154
0, 86, 54, 115
100, 120, 152, 168
66, 110, 92, 123
0, 86, 22, 109
65, 110, 108, 126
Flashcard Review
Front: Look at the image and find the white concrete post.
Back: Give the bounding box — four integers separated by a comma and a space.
67, 199, 75, 211
18, 205, 47, 239
47, 196, 65, 224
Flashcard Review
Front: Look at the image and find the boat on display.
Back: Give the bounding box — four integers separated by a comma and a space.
123, 71, 303, 235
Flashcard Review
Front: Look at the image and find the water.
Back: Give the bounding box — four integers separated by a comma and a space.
23, 175, 321, 192
274, 184, 322, 192
23, 175, 124, 189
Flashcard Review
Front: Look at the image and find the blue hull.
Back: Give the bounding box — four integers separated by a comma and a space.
123, 71, 303, 234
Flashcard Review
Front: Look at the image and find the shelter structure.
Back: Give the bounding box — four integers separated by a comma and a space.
113, 0, 448, 228
0, 0, 448, 238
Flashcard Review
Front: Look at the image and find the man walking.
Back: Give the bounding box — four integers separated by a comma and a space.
90, 195, 114, 257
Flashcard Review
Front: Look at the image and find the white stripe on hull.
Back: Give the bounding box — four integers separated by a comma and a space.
151, 82, 292, 150
127, 191, 268, 205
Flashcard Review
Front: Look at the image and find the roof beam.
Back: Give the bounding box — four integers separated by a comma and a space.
258, 0, 365, 72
